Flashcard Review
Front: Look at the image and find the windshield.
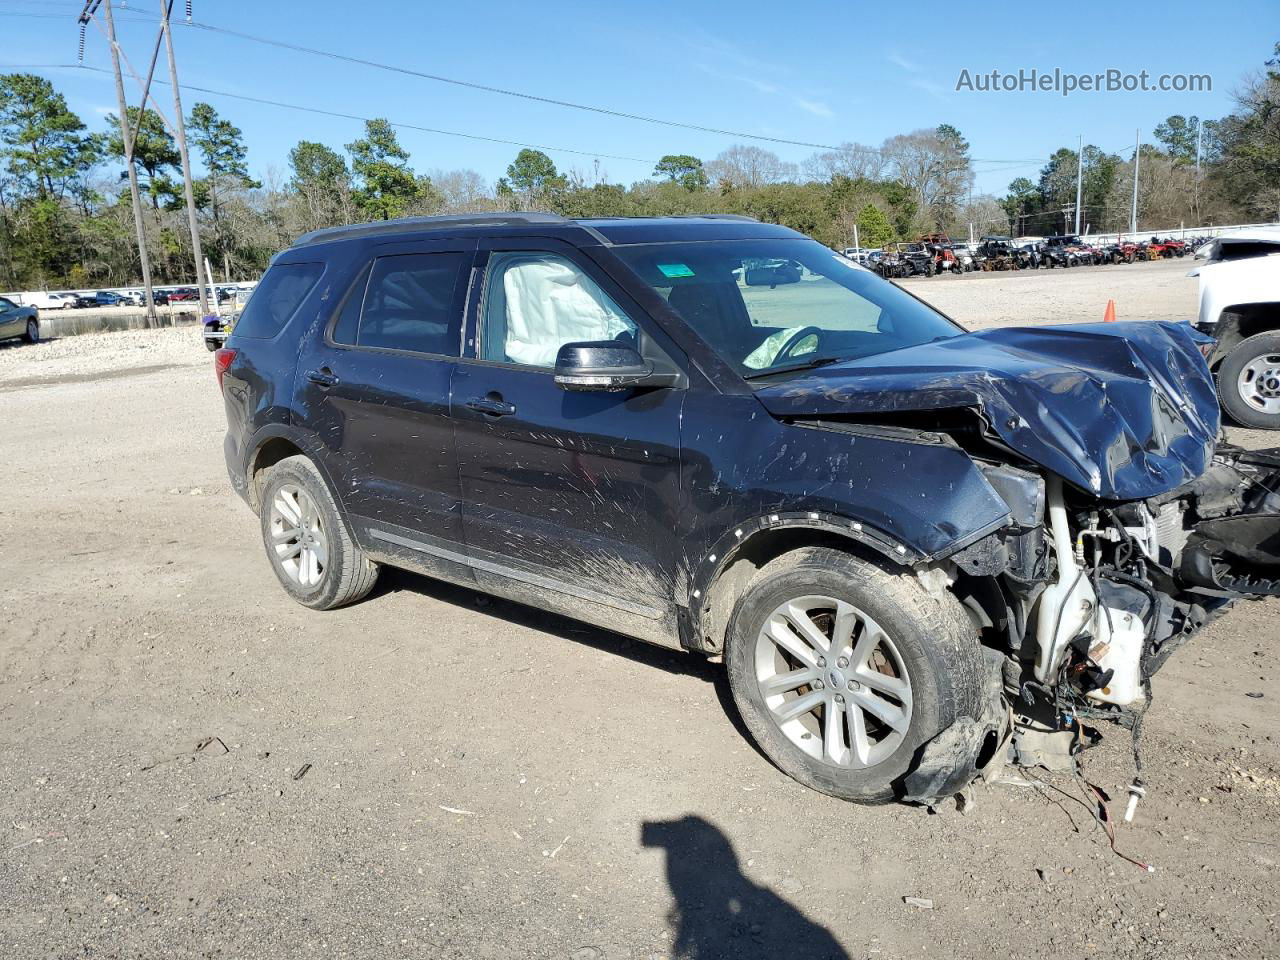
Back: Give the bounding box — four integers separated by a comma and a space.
612, 238, 962, 378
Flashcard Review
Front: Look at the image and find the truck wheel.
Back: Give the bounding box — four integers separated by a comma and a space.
1219, 332, 1280, 429
259, 455, 379, 609
725, 547, 988, 804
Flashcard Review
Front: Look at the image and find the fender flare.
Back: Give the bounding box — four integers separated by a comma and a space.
684, 510, 923, 644
241, 423, 350, 518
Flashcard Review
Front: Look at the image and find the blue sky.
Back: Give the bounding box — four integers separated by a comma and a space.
0, 0, 1269, 197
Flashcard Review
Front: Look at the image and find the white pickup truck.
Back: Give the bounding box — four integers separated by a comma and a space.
1191, 227, 1280, 428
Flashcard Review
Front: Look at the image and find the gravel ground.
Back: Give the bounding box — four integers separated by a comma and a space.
1, 258, 1277, 960
0, 327, 208, 388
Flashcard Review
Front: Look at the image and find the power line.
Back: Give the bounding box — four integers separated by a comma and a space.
0, 62, 657, 165
0, 7, 1049, 164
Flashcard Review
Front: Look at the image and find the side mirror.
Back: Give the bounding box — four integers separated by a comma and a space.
553, 341, 678, 392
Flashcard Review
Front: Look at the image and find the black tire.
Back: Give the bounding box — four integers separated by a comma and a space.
725, 547, 987, 804
22, 319, 39, 344
258, 455, 379, 609
1218, 331, 1280, 430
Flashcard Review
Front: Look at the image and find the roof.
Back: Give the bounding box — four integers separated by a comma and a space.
291, 212, 802, 249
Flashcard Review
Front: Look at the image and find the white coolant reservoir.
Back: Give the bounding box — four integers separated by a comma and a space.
1086, 611, 1147, 706
1034, 476, 1097, 682
1033, 476, 1148, 705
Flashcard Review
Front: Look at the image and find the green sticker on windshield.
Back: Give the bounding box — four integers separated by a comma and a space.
657, 263, 695, 278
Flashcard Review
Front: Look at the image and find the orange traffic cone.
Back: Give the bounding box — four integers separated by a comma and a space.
1103, 299, 1117, 323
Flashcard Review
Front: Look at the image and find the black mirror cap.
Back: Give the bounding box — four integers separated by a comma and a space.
553, 341, 654, 392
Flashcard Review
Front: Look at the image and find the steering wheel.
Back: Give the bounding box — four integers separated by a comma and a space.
774, 325, 824, 364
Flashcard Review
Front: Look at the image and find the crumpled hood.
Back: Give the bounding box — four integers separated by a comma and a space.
754, 321, 1219, 500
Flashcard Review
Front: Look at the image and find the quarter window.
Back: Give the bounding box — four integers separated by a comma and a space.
481, 252, 635, 367
233, 261, 324, 339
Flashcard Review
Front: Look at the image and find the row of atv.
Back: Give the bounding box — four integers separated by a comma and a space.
874, 234, 1193, 279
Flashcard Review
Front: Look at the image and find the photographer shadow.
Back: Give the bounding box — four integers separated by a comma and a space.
642, 815, 849, 960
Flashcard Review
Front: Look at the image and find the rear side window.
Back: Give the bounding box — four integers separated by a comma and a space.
332, 252, 467, 356
234, 262, 323, 339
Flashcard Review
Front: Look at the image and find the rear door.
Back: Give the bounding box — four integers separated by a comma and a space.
452, 238, 686, 631
296, 237, 476, 553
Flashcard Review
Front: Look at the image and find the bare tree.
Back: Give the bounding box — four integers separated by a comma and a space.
802, 143, 885, 183
429, 168, 493, 212
880, 128, 974, 230
706, 144, 797, 189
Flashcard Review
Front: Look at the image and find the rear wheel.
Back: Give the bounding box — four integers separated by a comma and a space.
259, 455, 379, 609
1219, 331, 1280, 429
725, 547, 987, 804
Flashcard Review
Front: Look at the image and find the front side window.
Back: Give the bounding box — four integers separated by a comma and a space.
480, 252, 635, 368
612, 238, 962, 379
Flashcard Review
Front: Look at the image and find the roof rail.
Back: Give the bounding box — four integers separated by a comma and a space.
294, 211, 571, 247
679, 214, 759, 222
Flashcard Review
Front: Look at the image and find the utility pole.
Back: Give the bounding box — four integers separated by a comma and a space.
852, 222, 860, 253
1074, 134, 1084, 235
99, 0, 159, 326
160, 0, 209, 317
1194, 118, 1203, 225
1130, 128, 1141, 236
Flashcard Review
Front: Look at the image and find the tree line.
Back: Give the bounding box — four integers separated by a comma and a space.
0, 43, 1276, 290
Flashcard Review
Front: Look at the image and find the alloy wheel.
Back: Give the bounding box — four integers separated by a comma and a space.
754, 595, 913, 768
268, 483, 328, 588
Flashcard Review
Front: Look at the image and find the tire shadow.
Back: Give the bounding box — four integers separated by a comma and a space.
642, 815, 849, 959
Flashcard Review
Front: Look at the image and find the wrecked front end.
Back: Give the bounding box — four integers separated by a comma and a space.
756, 321, 1280, 802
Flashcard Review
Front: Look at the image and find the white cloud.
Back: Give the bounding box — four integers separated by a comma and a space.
887, 51, 923, 73
794, 97, 834, 118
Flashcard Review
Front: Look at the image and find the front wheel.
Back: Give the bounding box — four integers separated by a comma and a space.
259, 455, 379, 609
1219, 331, 1280, 429
22, 319, 39, 343
725, 547, 988, 804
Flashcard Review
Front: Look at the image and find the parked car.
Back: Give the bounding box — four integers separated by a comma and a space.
14, 290, 73, 310
167, 287, 199, 302
216, 212, 1280, 806
1190, 227, 1280, 428
0, 296, 39, 344
90, 290, 138, 307
839, 247, 875, 266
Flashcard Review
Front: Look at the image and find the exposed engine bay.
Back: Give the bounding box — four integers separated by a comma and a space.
942, 444, 1280, 805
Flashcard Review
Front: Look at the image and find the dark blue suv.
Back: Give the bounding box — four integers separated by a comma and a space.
218, 212, 1280, 804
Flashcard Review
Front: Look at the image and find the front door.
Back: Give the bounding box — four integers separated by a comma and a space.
295, 238, 476, 553
452, 239, 686, 635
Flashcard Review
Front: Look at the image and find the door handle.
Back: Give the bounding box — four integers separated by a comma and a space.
306, 368, 338, 388
465, 395, 517, 417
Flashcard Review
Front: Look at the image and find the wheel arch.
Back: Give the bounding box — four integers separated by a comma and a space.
686, 512, 921, 656
1208, 302, 1280, 370
243, 425, 347, 519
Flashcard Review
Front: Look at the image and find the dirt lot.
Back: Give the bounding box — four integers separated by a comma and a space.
2, 257, 1277, 960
